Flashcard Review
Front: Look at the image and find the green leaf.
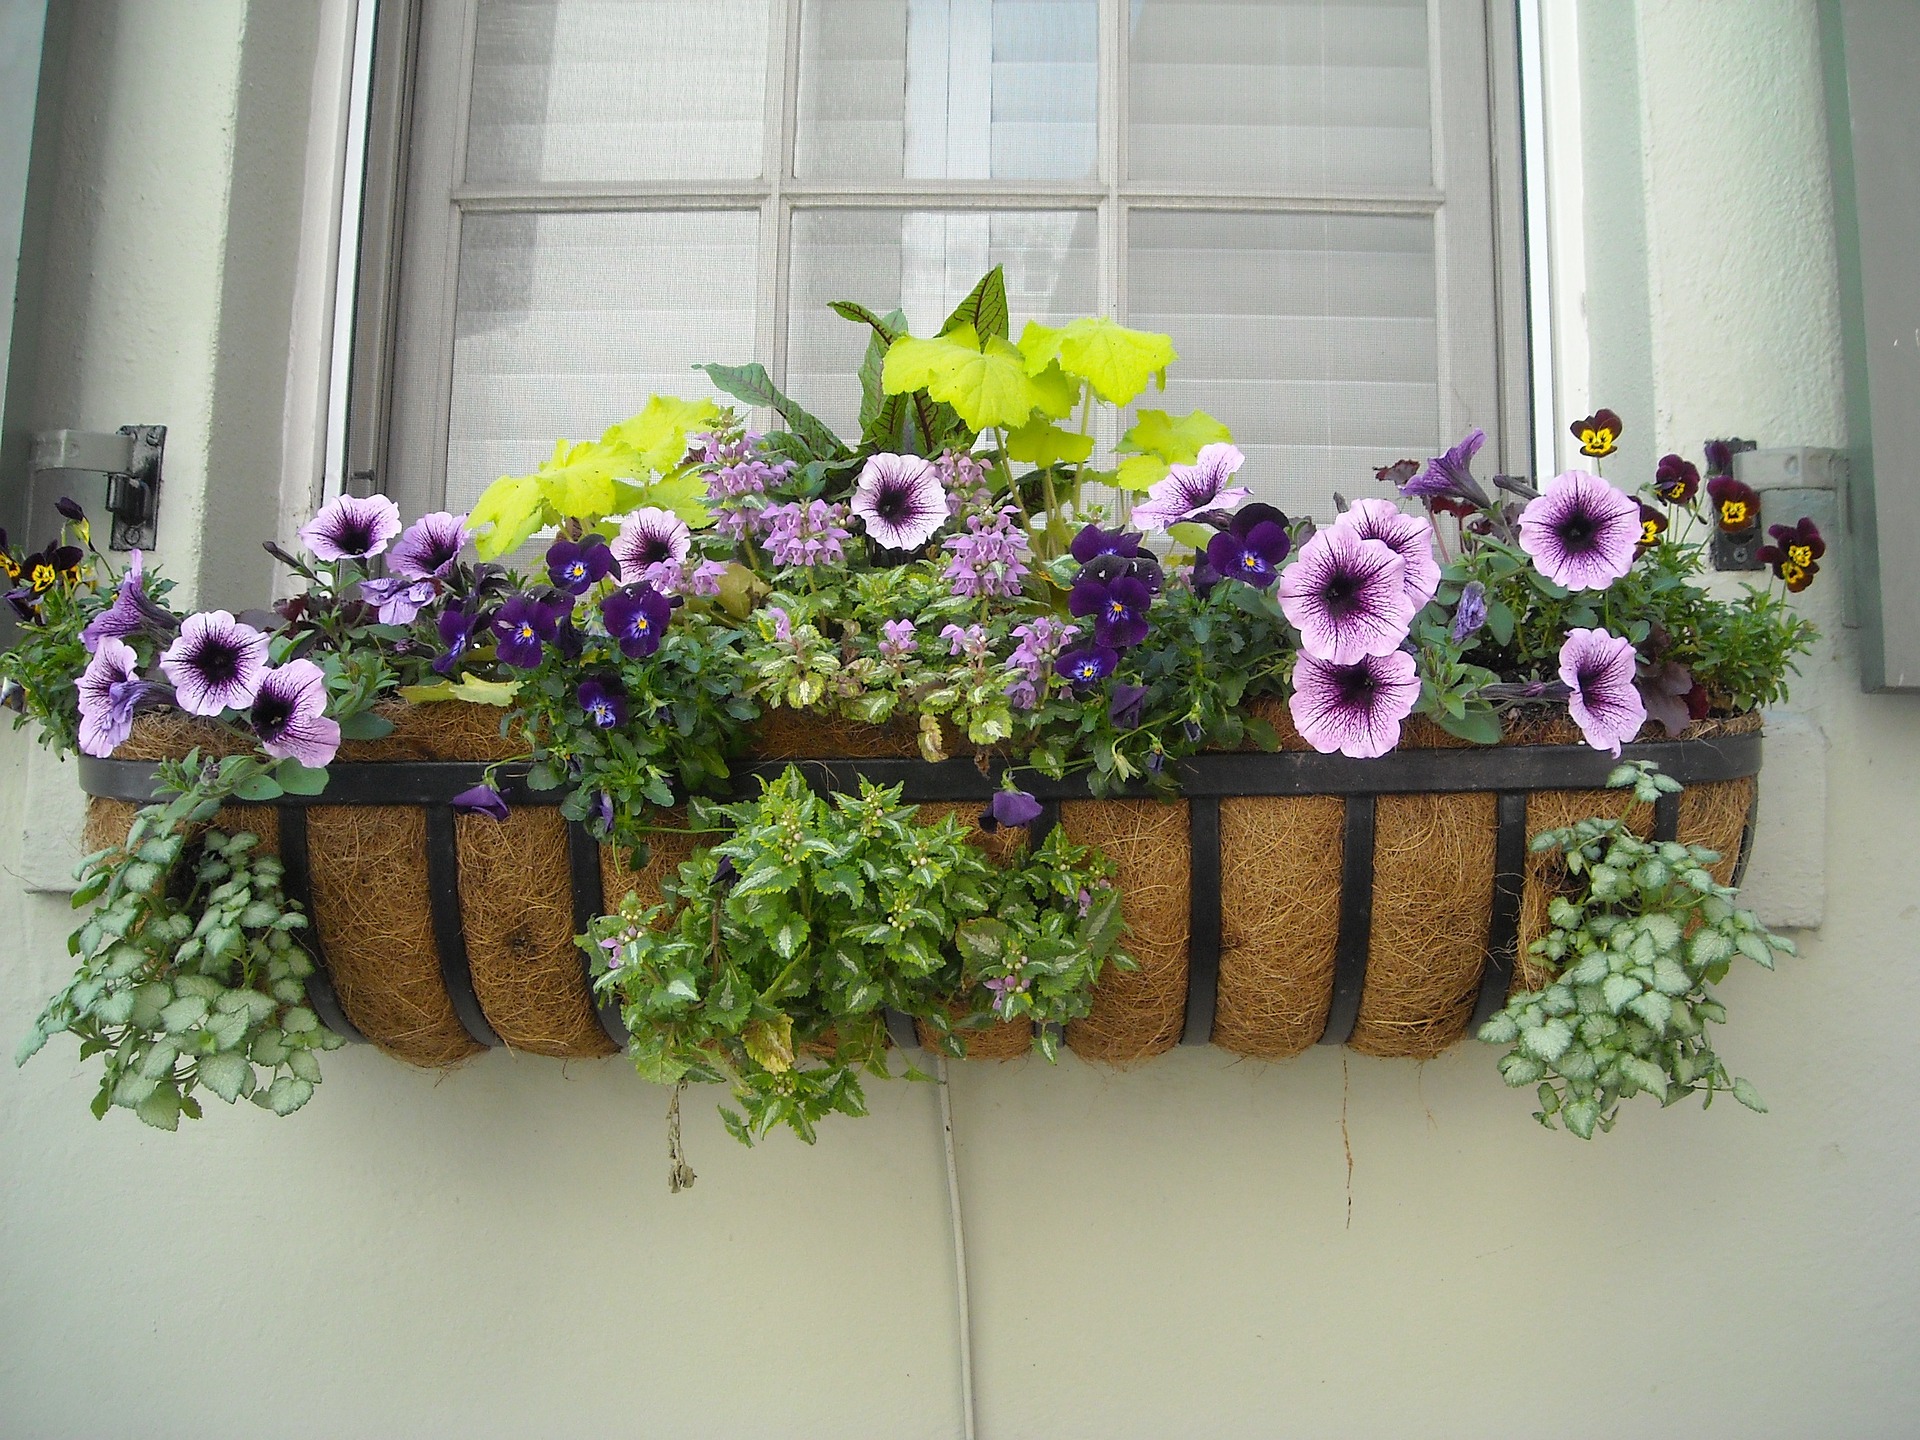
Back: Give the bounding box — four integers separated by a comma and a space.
135, 1086, 182, 1131
1433, 702, 1503, 746
1118, 408, 1231, 463
265, 1075, 314, 1116
468, 472, 548, 560
883, 326, 1039, 432
1731, 1077, 1767, 1113
743, 1014, 795, 1074
232, 774, 284, 803
601, 394, 722, 472
1113, 454, 1169, 493
693, 363, 848, 460
274, 759, 330, 796
956, 918, 1010, 965
1005, 417, 1093, 468
937, 266, 1010, 342
1519, 1017, 1572, 1063
397, 675, 521, 707
1017, 316, 1176, 406
1602, 973, 1642, 1013
1626, 989, 1673, 1033
198, 1051, 252, 1104
337, 711, 395, 741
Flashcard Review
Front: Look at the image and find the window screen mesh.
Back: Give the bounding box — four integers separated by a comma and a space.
404, 0, 1495, 520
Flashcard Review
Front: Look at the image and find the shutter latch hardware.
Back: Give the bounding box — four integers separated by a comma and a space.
26, 425, 167, 551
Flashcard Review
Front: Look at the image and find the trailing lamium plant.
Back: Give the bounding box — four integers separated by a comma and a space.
18, 752, 342, 1129
585, 766, 1128, 1186
1478, 762, 1793, 1139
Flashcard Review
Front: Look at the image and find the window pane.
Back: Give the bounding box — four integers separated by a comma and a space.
785, 208, 1098, 438
445, 210, 760, 510
1128, 0, 1432, 189
465, 0, 769, 183
1128, 209, 1438, 517
796, 0, 1098, 180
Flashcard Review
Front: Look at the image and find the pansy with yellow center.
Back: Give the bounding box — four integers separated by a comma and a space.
1570, 408, 1624, 459
1706, 475, 1761, 533
1636, 502, 1668, 555
1757, 517, 1825, 594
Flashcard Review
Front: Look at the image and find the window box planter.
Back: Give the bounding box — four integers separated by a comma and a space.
78, 703, 1761, 1070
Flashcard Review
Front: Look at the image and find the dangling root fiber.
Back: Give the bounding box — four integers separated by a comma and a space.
457, 807, 613, 1058
666, 1080, 697, 1193
1060, 798, 1190, 1065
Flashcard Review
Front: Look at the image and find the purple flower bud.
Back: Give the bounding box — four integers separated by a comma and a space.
55, 496, 86, 524
451, 784, 510, 822
1108, 682, 1149, 730
1451, 581, 1488, 643
987, 788, 1044, 830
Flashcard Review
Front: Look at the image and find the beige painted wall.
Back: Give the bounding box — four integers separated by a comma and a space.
2, 3, 1915, 1435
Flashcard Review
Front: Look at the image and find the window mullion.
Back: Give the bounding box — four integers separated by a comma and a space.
761, 0, 799, 394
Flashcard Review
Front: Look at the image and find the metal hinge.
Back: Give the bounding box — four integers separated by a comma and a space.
27, 425, 167, 550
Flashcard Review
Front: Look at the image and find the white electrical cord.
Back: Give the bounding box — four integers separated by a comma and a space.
934, 1052, 979, 1440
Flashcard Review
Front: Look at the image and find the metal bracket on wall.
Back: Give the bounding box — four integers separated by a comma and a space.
1707, 437, 1761, 571
26, 425, 167, 551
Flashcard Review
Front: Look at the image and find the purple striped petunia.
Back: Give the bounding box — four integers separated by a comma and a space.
158, 610, 270, 716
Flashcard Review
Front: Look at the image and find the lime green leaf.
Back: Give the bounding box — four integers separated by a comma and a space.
397, 675, 521, 707
1166, 522, 1215, 551
611, 470, 713, 528
601, 395, 720, 473
938, 266, 1010, 341
533, 438, 622, 521
467, 472, 547, 560
1006, 417, 1093, 468
1119, 408, 1231, 463
884, 326, 1039, 432
1113, 454, 1169, 492
743, 1014, 795, 1074
1028, 361, 1081, 420
1020, 316, 1176, 406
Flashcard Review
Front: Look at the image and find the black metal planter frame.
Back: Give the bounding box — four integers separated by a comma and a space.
78, 730, 1761, 1059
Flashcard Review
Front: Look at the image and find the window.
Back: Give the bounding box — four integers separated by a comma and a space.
350, 0, 1526, 524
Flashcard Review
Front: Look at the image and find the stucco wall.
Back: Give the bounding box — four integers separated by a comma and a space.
2, 3, 1916, 1436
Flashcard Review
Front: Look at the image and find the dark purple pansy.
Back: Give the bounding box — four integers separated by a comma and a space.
1108, 682, 1149, 729
1055, 644, 1119, 689
158, 610, 270, 716
388, 511, 470, 581
248, 658, 342, 769
1558, 627, 1646, 757
546, 533, 619, 595
1570, 409, 1624, 459
1635, 502, 1668, 556
1756, 516, 1825, 592
1069, 571, 1153, 649
1070, 524, 1143, 565
1205, 502, 1292, 590
1703, 439, 1733, 475
1451, 581, 1489, 643
80, 549, 178, 653
1652, 454, 1700, 505
433, 607, 476, 675
577, 674, 629, 729
980, 788, 1044, 833
299, 493, 402, 563
1289, 649, 1421, 759
1516, 470, 1640, 591
492, 593, 560, 669
600, 582, 672, 660
1277, 524, 1416, 665
76, 637, 168, 757
1706, 475, 1761, 533
1401, 428, 1492, 510
451, 784, 510, 822
851, 452, 947, 552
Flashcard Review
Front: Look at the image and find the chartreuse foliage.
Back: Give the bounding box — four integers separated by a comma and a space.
1478, 762, 1793, 1139
586, 767, 1130, 1157
18, 752, 342, 1129
467, 394, 720, 558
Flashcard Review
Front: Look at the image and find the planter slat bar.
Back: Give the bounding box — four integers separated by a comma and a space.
1654, 789, 1682, 842
1181, 794, 1223, 1045
567, 820, 626, 1047
1320, 795, 1377, 1046
1472, 790, 1532, 1028
423, 806, 501, 1049
275, 805, 366, 1044
75, 733, 1764, 808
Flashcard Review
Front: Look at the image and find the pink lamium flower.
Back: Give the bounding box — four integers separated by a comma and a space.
1335, 498, 1442, 611
1289, 649, 1421, 759
159, 610, 269, 716
850, 453, 947, 551
248, 659, 341, 769
1130, 442, 1250, 531
1277, 525, 1416, 664
1559, 627, 1646, 756
1518, 470, 1640, 591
